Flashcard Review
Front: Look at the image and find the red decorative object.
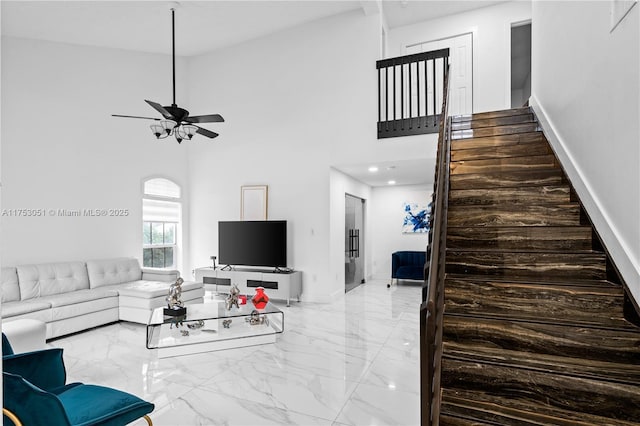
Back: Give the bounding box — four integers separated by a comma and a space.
238, 294, 247, 305
251, 287, 269, 309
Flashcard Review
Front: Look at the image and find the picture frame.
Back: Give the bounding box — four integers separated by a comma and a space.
241, 185, 268, 220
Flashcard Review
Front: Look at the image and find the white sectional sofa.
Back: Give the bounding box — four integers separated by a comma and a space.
1, 258, 204, 339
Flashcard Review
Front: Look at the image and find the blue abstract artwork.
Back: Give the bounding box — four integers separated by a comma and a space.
402, 200, 432, 233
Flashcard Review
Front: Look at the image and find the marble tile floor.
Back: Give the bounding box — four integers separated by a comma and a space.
49, 280, 422, 426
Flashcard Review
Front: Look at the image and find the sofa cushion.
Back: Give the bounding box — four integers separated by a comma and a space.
2, 300, 52, 321
117, 280, 202, 299
46, 294, 119, 321
40, 288, 119, 309
2, 267, 20, 303
86, 258, 142, 288
16, 262, 89, 300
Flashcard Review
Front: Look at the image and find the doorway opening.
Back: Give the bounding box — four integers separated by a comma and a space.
345, 194, 365, 293
511, 22, 532, 108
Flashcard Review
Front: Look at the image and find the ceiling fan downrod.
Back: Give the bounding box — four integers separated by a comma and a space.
171, 7, 177, 108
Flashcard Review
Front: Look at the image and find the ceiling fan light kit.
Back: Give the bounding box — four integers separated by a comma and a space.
112, 6, 224, 144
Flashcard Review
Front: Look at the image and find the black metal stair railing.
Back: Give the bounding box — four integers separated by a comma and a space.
420, 63, 451, 426
377, 48, 450, 139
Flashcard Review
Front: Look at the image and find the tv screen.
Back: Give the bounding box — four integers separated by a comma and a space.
218, 220, 287, 268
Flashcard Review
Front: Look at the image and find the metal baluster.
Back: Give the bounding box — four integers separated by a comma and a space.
409, 62, 412, 127
417, 61, 421, 127
401, 63, 404, 129
385, 67, 389, 131
393, 65, 396, 128
432, 58, 436, 127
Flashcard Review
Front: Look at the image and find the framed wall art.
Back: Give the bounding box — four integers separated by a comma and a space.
241, 185, 268, 220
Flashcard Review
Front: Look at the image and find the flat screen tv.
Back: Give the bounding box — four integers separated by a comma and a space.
218, 220, 287, 268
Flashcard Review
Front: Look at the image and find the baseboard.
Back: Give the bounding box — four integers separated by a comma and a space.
530, 95, 640, 310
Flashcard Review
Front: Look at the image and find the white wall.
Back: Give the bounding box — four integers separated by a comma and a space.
531, 1, 639, 301
388, 1, 532, 113
370, 184, 431, 280
1, 37, 190, 268
185, 10, 387, 302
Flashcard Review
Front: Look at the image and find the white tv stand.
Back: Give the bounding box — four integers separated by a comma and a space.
194, 267, 302, 307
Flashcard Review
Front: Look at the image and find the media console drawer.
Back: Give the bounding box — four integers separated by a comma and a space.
195, 268, 302, 306
247, 280, 278, 290
202, 277, 231, 286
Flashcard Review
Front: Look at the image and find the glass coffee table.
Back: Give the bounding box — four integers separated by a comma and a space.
146, 301, 284, 358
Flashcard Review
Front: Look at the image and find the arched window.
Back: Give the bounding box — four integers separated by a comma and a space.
142, 178, 181, 269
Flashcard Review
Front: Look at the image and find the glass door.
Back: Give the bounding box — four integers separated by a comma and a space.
345, 194, 365, 293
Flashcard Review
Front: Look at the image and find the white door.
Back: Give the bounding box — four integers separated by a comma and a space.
406, 33, 473, 116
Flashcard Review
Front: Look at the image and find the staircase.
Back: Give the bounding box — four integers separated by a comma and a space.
437, 107, 640, 425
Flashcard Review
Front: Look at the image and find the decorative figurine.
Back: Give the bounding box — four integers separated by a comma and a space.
222, 319, 232, 329
225, 284, 240, 311
245, 310, 269, 326
164, 277, 187, 316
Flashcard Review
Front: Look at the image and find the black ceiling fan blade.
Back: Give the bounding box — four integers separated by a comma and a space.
195, 126, 219, 139
112, 114, 161, 121
184, 114, 225, 124
145, 100, 174, 119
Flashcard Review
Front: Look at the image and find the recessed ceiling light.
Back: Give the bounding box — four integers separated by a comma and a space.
388, 180, 396, 185
368, 166, 379, 173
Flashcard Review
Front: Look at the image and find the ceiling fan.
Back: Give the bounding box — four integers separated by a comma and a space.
112, 7, 224, 143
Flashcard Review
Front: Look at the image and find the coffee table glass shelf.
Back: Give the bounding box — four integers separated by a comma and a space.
146, 301, 284, 358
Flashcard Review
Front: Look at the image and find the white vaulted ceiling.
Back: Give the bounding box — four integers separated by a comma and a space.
2, 1, 510, 57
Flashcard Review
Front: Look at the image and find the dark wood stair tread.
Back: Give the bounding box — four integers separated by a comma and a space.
451, 139, 551, 162
441, 389, 640, 426
450, 154, 559, 175
451, 131, 545, 151
450, 169, 567, 190
450, 113, 535, 131
449, 186, 571, 205
441, 358, 640, 422
445, 250, 606, 280
444, 273, 619, 288
447, 204, 581, 227
451, 122, 540, 140
446, 226, 592, 251
443, 314, 640, 362
444, 277, 625, 327
443, 342, 640, 386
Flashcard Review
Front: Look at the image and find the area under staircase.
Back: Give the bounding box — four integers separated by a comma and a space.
426, 107, 640, 425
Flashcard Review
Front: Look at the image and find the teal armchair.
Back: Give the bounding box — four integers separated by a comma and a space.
3, 336, 154, 426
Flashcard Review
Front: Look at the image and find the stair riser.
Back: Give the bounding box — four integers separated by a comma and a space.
450, 170, 566, 190
452, 123, 539, 140
441, 359, 640, 422
451, 140, 551, 162
444, 279, 623, 323
443, 316, 640, 366
452, 107, 531, 122
449, 186, 570, 206
445, 252, 606, 280
451, 155, 558, 175
447, 205, 581, 227
441, 389, 640, 426
450, 114, 535, 131
446, 227, 592, 251
451, 132, 544, 151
